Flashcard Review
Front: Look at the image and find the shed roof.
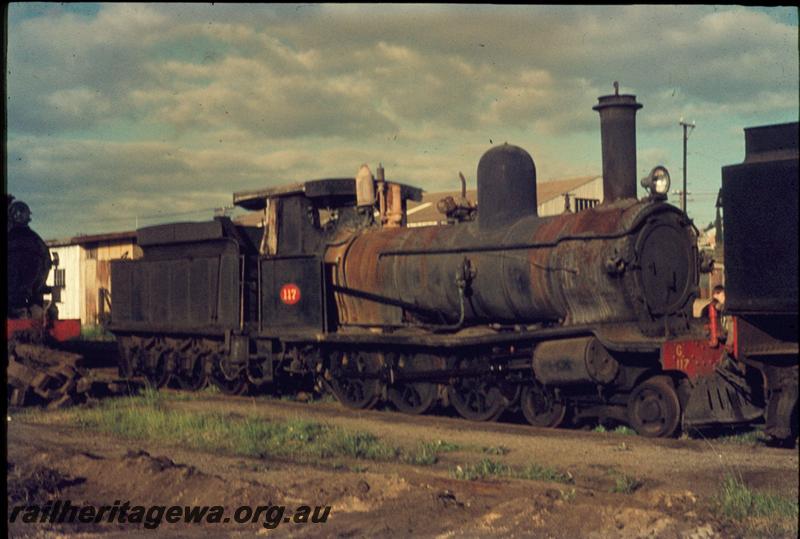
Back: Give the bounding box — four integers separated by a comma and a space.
46, 230, 138, 247
407, 175, 600, 224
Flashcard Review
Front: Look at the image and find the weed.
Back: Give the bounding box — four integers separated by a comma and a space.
560, 488, 577, 502
518, 463, 574, 484
451, 459, 510, 480
714, 474, 799, 537
717, 475, 798, 520
430, 439, 460, 452
451, 459, 573, 484
593, 424, 637, 436
402, 439, 461, 465
609, 472, 643, 494
482, 445, 510, 455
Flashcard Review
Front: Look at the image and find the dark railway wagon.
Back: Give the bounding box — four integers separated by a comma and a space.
719, 121, 799, 441
107, 89, 796, 442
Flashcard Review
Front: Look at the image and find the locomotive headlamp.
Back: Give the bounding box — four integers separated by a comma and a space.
641, 166, 671, 199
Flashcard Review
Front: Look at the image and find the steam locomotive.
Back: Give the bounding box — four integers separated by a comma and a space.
107, 89, 798, 441
7, 195, 51, 319
7, 195, 80, 342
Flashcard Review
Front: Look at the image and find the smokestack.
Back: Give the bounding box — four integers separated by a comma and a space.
593, 82, 642, 203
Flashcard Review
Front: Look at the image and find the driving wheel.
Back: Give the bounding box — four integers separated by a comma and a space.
520, 382, 567, 428
447, 357, 506, 421
627, 375, 681, 437
328, 351, 383, 410
388, 353, 441, 415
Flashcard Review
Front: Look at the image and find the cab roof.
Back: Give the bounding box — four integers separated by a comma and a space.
233, 177, 423, 211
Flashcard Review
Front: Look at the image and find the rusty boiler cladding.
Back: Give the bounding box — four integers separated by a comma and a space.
331, 90, 697, 333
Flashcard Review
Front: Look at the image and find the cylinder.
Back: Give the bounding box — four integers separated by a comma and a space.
593, 92, 642, 203
532, 337, 619, 386
477, 144, 537, 230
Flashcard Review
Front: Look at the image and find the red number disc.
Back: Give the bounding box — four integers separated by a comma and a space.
279, 283, 301, 305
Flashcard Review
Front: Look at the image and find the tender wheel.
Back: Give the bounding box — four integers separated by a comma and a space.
145, 349, 171, 389
327, 351, 383, 410
447, 357, 506, 422
209, 354, 248, 396
177, 353, 208, 391
520, 383, 567, 428
627, 375, 681, 438
388, 353, 441, 415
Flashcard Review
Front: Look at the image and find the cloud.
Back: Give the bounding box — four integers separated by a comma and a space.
9, 4, 797, 139
6, 4, 797, 239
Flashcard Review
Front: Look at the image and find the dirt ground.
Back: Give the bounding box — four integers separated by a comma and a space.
7, 392, 799, 538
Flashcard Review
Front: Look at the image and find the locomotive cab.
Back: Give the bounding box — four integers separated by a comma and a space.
233, 176, 423, 257
233, 177, 423, 336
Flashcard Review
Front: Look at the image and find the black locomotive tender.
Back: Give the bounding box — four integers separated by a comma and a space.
108, 90, 797, 439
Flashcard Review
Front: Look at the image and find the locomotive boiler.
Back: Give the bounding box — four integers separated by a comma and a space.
108, 87, 785, 440
330, 93, 695, 337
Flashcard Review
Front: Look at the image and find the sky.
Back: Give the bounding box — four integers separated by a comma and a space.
6, 4, 798, 240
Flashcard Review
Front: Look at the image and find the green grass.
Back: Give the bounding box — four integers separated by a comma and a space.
157, 385, 220, 401
79, 325, 116, 341
58, 390, 451, 466
712, 429, 766, 445
451, 458, 573, 484
26, 389, 460, 467
715, 475, 798, 537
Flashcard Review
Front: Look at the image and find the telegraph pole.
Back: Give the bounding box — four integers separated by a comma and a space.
679, 118, 696, 213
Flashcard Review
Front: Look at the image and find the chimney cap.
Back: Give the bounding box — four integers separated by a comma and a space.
593, 93, 643, 112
